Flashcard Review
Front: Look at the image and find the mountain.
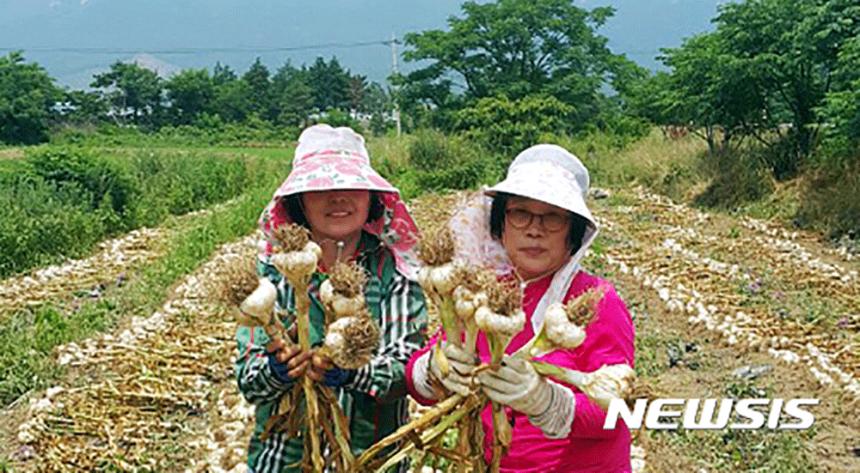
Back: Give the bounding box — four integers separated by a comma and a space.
0, 0, 726, 89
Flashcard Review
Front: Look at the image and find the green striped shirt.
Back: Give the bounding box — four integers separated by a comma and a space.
235, 232, 427, 473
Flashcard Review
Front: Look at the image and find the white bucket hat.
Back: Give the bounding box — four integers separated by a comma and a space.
484, 144, 596, 228
448, 144, 600, 331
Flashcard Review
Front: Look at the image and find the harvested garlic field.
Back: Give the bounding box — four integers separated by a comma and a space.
1, 185, 858, 472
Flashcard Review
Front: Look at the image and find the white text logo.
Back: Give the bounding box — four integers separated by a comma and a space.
603, 398, 819, 430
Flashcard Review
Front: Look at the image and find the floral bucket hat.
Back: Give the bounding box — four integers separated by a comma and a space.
258, 124, 421, 279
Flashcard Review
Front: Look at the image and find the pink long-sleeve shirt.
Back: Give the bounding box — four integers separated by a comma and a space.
406, 271, 636, 473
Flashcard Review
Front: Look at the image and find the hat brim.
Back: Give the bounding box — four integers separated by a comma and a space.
273, 155, 398, 198
485, 169, 596, 228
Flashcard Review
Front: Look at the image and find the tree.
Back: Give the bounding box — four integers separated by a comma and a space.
660, 33, 768, 155
242, 58, 275, 120
818, 34, 860, 162
272, 63, 314, 127
347, 75, 368, 113
213, 62, 237, 86
713, 0, 860, 169
212, 79, 253, 122
61, 89, 108, 126
165, 68, 215, 125
400, 0, 633, 131
307, 57, 351, 111
0, 52, 62, 144
91, 61, 163, 126
624, 71, 678, 136
362, 82, 392, 135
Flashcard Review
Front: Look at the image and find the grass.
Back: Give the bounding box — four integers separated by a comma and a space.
0, 148, 287, 407
367, 134, 414, 167
553, 129, 708, 193
0, 145, 263, 277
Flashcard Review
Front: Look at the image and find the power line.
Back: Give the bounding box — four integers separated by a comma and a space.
0, 39, 398, 55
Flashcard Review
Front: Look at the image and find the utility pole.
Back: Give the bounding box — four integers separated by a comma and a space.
390, 32, 402, 137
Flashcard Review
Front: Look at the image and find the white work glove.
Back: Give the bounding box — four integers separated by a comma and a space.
477, 355, 576, 439
413, 341, 478, 398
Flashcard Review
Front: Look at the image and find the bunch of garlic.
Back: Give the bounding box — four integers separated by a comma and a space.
417, 225, 468, 373
267, 224, 325, 471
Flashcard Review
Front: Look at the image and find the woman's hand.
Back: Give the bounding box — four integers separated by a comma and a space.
266, 339, 313, 383
477, 355, 552, 416
428, 341, 479, 396
308, 352, 355, 387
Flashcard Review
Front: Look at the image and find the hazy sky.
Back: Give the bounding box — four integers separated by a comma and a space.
0, 0, 725, 89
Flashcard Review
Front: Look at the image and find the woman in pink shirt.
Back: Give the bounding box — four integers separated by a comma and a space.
406, 144, 635, 472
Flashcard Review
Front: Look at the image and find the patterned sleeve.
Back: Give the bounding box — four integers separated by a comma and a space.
234, 326, 294, 404
344, 272, 428, 403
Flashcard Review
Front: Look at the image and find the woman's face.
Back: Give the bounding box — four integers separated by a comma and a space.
501, 196, 572, 281
301, 190, 370, 243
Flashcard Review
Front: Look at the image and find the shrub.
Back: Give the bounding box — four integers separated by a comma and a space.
27, 147, 137, 223
797, 160, 860, 238
694, 150, 774, 209
0, 174, 106, 275
454, 94, 575, 155
0, 146, 255, 277
406, 130, 503, 192
407, 129, 459, 171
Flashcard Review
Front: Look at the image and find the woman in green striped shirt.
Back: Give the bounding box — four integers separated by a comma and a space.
235, 124, 428, 473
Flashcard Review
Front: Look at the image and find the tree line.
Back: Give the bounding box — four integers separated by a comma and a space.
1, 54, 394, 144
2, 0, 858, 175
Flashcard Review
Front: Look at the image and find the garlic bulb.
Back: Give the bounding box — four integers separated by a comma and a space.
581, 364, 635, 410
418, 263, 460, 297
323, 312, 380, 369
271, 241, 322, 281
453, 286, 477, 319
238, 278, 277, 324
319, 279, 366, 318
543, 302, 587, 350
475, 306, 525, 337
532, 362, 635, 411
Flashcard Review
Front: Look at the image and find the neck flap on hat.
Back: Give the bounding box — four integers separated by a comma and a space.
257, 190, 422, 280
